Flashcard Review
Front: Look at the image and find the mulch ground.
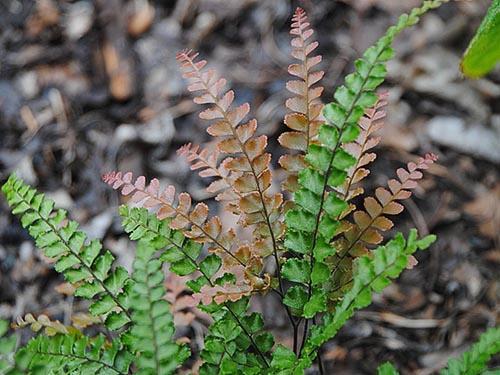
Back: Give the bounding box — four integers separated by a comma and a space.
0, 1, 498, 373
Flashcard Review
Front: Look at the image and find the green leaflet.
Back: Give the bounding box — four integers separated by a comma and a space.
123, 240, 189, 374
283, 286, 308, 313
15, 333, 133, 374
282, 258, 310, 283
461, 0, 500, 78
2, 175, 131, 330
303, 290, 327, 319
378, 362, 400, 375
200, 254, 222, 278
440, 326, 500, 375
270, 345, 297, 370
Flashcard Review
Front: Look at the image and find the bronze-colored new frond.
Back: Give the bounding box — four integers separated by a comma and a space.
176, 49, 284, 262
279, 7, 325, 192
340, 153, 438, 258
102, 171, 272, 300
102, 171, 236, 259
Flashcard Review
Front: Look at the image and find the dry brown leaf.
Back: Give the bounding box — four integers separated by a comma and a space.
464, 184, 500, 242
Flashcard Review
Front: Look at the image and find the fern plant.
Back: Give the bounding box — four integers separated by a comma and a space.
2, 2, 499, 374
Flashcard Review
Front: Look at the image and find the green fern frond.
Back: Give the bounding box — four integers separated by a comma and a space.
283, 0, 447, 317
16, 333, 133, 375
440, 326, 500, 375
123, 240, 190, 374
2, 175, 132, 330
378, 362, 400, 375
274, 229, 435, 371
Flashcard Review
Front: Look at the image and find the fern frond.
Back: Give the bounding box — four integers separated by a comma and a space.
288, 0, 446, 254
440, 326, 500, 375
176, 49, 283, 254
325, 153, 437, 300
119, 207, 273, 371
0, 319, 26, 375
17, 333, 133, 374
288, 230, 436, 371
2, 175, 132, 331
378, 362, 400, 375
176, 144, 275, 294
124, 240, 189, 374
106, 173, 272, 298
283, 0, 445, 320
103, 172, 237, 261
279, 7, 325, 193
199, 297, 272, 373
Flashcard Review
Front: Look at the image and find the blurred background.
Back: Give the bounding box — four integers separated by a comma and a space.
0, 0, 498, 373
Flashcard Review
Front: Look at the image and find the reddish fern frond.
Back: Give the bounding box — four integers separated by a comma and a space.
198, 283, 253, 305
340, 92, 388, 203
177, 143, 240, 213
103, 171, 272, 297
102, 171, 239, 262
176, 49, 283, 254
336, 153, 438, 259
279, 7, 325, 192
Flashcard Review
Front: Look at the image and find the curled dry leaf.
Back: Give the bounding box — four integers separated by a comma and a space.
13, 313, 70, 336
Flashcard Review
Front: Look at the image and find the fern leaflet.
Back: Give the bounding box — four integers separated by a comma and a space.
378, 362, 400, 375
440, 326, 500, 375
